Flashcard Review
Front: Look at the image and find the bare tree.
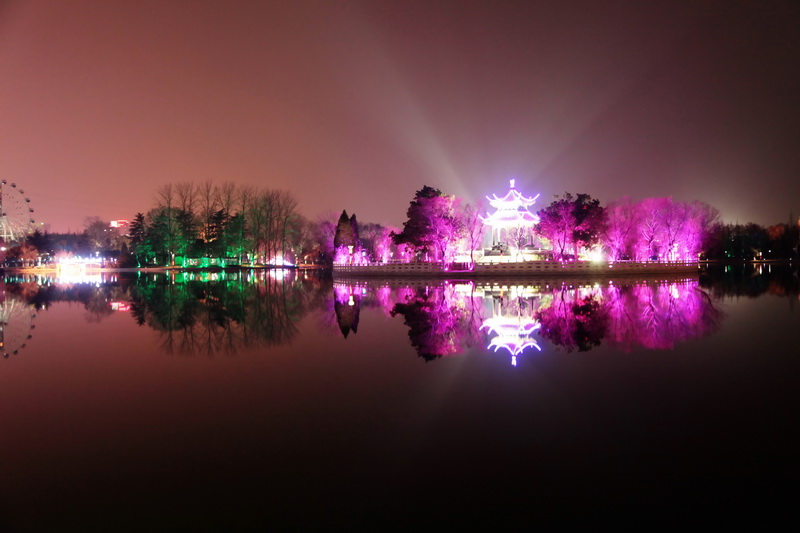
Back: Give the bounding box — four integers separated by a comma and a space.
175, 182, 198, 215
637, 197, 664, 261
198, 180, 219, 241
218, 182, 238, 216
236, 185, 255, 262
276, 190, 299, 262
459, 201, 485, 266
604, 197, 640, 260
155, 183, 178, 264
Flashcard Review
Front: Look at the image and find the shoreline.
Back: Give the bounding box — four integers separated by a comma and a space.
0, 264, 328, 274
1, 259, 793, 279
332, 259, 703, 277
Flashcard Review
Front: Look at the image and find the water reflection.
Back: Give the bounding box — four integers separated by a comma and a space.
390, 283, 484, 361
130, 271, 328, 355
2, 264, 796, 361
0, 284, 37, 358
480, 285, 542, 366
334, 276, 726, 361
2, 270, 331, 357
700, 262, 800, 300
538, 281, 724, 352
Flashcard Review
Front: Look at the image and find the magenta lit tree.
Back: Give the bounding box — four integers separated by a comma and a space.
536, 193, 605, 260
392, 186, 463, 263
373, 226, 395, 263
603, 197, 641, 260
458, 201, 487, 267
535, 196, 575, 259
609, 197, 721, 261
685, 201, 721, 259
635, 198, 664, 260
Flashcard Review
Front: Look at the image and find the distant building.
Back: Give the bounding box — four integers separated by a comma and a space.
109, 220, 130, 235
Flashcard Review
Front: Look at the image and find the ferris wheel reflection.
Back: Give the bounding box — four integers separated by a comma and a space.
0, 285, 36, 359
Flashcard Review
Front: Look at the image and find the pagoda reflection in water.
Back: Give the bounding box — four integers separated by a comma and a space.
479, 285, 543, 366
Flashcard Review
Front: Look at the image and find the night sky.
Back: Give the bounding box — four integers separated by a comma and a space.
1, 0, 798, 232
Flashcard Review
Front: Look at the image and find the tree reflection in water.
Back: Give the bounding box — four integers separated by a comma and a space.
391, 283, 485, 361
10, 265, 796, 361
332, 281, 485, 361
333, 276, 726, 361
129, 270, 327, 356
333, 284, 360, 338
2, 270, 331, 357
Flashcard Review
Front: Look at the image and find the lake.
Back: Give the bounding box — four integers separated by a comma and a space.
1, 265, 798, 530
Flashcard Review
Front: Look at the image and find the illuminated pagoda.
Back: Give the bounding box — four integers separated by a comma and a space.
480, 179, 540, 246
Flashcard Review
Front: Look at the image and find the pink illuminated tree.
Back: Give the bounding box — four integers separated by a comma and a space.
603, 197, 641, 260
393, 186, 463, 263
658, 198, 693, 260
636, 197, 665, 260
536, 195, 575, 259
459, 201, 486, 266
373, 226, 396, 263
536, 193, 605, 259
685, 201, 721, 259
625, 198, 720, 261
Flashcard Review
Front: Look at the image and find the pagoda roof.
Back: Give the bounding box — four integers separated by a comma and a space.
480, 179, 541, 228
485, 179, 540, 210
481, 210, 540, 227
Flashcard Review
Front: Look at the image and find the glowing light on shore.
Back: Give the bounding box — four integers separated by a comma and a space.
585, 248, 605, 262
267, 256, 295, 267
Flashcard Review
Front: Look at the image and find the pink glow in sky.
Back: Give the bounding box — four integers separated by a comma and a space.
1, 0, 798, 232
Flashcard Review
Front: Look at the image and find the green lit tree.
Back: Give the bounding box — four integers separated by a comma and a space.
129, 213, 147, 266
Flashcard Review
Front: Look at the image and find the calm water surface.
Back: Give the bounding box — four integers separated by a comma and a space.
0, 266, 798, 530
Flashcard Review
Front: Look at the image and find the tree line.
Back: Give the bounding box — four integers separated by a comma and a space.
128, 182, 304, 266
3, 181, 798, 267
334, 186, 799, 264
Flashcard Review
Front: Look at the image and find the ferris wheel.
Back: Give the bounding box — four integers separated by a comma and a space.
0, 180, 37, 243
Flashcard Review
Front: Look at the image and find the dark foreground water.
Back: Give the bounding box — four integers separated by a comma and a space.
0, 265, 798, 530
